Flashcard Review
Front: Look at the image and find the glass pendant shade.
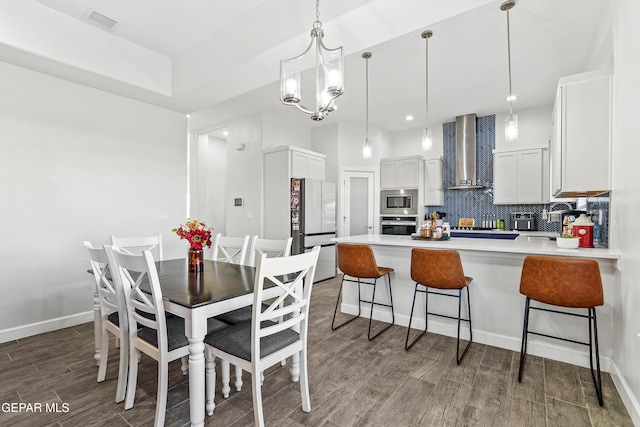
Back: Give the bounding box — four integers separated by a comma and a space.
422, 127, 433, 151
363, 138, 372, 159
505, 113, 518, 142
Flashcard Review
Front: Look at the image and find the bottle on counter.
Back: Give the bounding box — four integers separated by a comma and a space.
443, 222, 450, 237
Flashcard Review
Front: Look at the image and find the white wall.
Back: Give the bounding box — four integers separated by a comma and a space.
611, 0, 640, 423
206, 135, 227, 236
0, 61, 187, 341
262, 112, 311, 150
224, 113, 263, 237
311, 123, 340, 185
494, 106, 553, 150
389, 126, 444, 159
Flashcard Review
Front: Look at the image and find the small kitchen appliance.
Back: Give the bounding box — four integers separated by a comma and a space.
561, 210, 586, 236
572, 213, 594, 248
380, 189, 418, 215
510, 212, 537, 231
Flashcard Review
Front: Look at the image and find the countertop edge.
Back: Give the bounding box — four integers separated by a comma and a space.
332, 234, 620, 261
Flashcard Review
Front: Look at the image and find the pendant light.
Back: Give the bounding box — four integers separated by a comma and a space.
421, 30, 433, 151
501, 0, 518, 141
362, 52, 372, 159
280, 0, 344, 121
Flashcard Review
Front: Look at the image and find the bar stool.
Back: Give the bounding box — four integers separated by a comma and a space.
518, 255, 604, 406
405, 248, 473, 365
331, 243, 395, 341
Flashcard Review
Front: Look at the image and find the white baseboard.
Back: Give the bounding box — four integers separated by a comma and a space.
341, 303, 612, 371
610, 361, 640, 426
0, 311, 93, 343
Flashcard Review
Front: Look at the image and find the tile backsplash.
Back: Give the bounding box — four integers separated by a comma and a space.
425, 115, 609, 247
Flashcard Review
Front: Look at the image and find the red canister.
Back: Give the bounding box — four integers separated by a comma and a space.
572, 214, 594, 248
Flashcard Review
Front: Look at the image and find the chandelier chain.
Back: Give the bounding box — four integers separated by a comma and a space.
314, 0, 322, 29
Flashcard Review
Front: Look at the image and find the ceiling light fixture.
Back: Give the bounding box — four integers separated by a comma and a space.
280, 0, 344, 121
421, 30, 434, 151
501, 0, 518, 142
362, 52, 373, 159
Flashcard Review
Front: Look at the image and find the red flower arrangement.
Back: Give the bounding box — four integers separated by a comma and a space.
172, 219, 214, 250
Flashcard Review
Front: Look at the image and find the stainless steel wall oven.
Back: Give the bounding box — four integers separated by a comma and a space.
380, 216, 418, 236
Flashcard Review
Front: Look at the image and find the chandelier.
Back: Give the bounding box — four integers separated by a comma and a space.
280, 0, 344, 121
501, 0, 518, 141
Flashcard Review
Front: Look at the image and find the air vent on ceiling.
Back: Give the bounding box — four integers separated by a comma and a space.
84, 10, 118, 31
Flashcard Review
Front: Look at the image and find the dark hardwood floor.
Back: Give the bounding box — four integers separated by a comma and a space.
0, 276, 633, 426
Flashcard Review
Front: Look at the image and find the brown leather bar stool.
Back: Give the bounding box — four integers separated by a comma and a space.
332, 243, 395, 340
405, 248, 473, 364
518, 255, 604, 406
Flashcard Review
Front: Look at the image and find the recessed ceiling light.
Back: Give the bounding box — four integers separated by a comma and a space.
506, 94, 518, 102
405, 115, 414, 121
222, 130, 229, 137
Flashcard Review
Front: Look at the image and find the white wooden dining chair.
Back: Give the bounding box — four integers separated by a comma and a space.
84, 241, 129, 403
204, 246, 320, 427
110, 234, 163, 261
214, 235, 294, 394
246, 236, 293, 267
109, 234, 191, 373
210, 233, 250, 264
105, 245, 230, 426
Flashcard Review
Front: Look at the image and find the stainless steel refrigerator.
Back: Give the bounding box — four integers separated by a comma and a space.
290, 178, 336, 282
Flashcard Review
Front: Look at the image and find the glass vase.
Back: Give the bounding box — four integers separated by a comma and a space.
188, 247, 204, 273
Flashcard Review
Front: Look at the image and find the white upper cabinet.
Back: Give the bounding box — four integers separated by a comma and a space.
550, 71, 612, 198
493, 148, 544, 204
289, 148, 325, 180
263, 146, 326, 239
380, 156, 423, 189
424, 158, 444, 206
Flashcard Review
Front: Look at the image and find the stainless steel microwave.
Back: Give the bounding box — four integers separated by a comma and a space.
380, 189, 418, 215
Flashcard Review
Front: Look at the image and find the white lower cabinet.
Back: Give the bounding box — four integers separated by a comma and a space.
493, 148, 544, 204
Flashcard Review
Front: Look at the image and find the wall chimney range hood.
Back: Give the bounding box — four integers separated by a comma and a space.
448, 114, 484, 190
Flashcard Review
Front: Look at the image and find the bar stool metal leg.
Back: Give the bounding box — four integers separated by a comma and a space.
331, 276, 362, 331
590, 307, 604, 406
405, 283, 426, 350
455, 286, 473, 365
518, 297, 531, 382
367, 274, 394, 341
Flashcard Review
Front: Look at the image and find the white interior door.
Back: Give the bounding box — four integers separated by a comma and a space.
341, 171, 375, 237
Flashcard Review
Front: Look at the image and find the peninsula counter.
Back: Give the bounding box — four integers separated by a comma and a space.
332, 234, 620, 370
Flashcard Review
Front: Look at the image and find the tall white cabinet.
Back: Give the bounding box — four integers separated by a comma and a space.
263, 146, 326, 239
550, 71, 612, 197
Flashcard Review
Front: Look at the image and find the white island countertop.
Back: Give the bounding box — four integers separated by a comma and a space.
332, 233, 620, 261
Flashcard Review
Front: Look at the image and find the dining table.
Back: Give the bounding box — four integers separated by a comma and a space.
93, 258, 286, 427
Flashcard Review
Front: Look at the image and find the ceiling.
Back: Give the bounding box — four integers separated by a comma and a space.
2, 0, 612, 134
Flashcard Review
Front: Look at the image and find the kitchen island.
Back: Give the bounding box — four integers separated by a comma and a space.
332, 234, 620, 370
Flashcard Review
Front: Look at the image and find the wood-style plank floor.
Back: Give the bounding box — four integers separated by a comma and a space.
0, 276, 633, 426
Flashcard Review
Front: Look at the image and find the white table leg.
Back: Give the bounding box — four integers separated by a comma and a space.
93, 289, 101, 366
188, 336, 206, 427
